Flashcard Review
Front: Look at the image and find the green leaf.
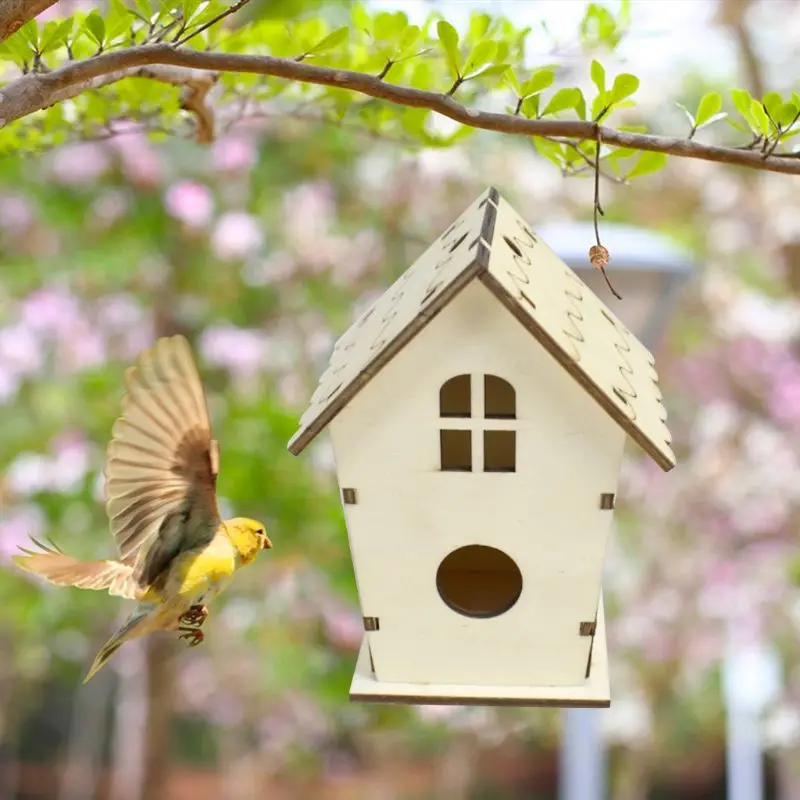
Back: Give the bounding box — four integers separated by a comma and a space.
627, 151, 667, 179
464, 39, 496, 75
309, 26, 348, 54
774, 102, 798, 128
694, 92, 721, 127
437, 20, 461, 76
731, 88, 756, 128
762, 91, 782, 117
533, 136, 566, 169
521, 95, 540, 118
695, 112, 728, 131
590, 59, 605, 93
39, 19, 73, 55
521, 68, 554, 97
18, 20, 39, 49
609, 73, 639, 103
675, 102, 695, 128
396, 24, 420, 57
749, 98, 770, 135
541, 87, 581, 116
469, 63, 510, 80
84, 11, 106, 47
505, 69, 522, 95
468, 12, 491, 41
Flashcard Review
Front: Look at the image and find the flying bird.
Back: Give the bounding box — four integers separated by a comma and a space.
12, 334, 272, 683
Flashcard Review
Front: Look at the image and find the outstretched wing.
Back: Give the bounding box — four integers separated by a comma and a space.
104, 335, 221, 589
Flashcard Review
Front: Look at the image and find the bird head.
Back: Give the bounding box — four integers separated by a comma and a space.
225, 517, 272, 565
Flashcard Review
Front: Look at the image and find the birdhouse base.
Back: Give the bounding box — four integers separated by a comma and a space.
349, 602, 610, 708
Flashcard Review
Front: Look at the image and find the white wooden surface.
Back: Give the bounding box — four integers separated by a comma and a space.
330, 280, 625, 687
350, 596, 610, 707
483, 195, 675, 470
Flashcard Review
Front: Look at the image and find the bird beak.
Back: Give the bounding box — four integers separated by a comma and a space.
262, 535, 273, 550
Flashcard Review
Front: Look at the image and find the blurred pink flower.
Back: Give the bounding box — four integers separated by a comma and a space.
242, 251, 297, 286
51, 142, 111, 186
767, 359, 800, 427
212, 135, 257, 174
322, 607, 362, 650
0, 194, 34, 231
50, 432, 93, 493
58, 321, 106, 371
0, 323, 43, 375
199, 324, 266, 376
282, 181, 334, 256
0, 505, 44, 564
6, 453, 51, 496
164, 180, 214, 227
20, 288, 81, 337
0, 369, 20, 402
6, 433, 92, 496
90, 189, 130, 228
109, 130, 164, 187
210, 211, 264, 261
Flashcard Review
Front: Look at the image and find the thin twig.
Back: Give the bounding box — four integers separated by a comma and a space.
172, 0, 252, 48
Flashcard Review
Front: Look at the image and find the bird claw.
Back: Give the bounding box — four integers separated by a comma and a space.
178, 627, 204, 648
179, 604, 209, 628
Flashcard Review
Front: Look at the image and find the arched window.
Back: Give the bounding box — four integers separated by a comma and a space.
439, 374, 516, 473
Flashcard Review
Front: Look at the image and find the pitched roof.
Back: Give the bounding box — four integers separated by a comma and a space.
288, 187, 675, 472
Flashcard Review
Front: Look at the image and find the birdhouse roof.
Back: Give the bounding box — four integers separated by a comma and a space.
288, 187, 675, 471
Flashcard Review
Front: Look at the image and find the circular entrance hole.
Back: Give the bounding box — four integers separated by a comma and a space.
436, 545, 522, 618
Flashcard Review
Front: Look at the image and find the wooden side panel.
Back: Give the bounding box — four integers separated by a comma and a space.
483, 195, 675, 471
349, 595, 611, 707
329, 281, 625, 688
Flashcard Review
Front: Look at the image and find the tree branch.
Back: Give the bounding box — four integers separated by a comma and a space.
0, 0, 56, 44
1, 43, 799, 175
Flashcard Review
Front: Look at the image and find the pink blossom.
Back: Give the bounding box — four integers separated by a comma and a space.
6, 453, 52, 496
20, 288, 81, 337
51, 142, 111, 186
282, 181, 334, 250
0, 324, 43, 375
210, 211, 264, 261
91, 189, 130, 228
0, 505, 45, 564
242, 251, 297, 286
50, 432, 93, 493
164, 180, 214, 227
199, 325, 267, 376
212, 135, 256, 174
0, 194, 34, 231
767, 360, 800, 427
56, 320, 106, 372
108, 130, 164, 187
322, 607, 362, 650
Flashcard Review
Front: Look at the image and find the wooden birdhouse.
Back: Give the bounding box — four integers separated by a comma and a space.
287, 187, 675, 708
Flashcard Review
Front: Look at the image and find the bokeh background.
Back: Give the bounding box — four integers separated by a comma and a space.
2, 0, 800, 797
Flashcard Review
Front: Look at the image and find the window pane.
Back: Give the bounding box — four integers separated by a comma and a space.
483, 430, 515, 472
440, 375, 471, 417
440, 429, 472, 471
484, 375, 516, 419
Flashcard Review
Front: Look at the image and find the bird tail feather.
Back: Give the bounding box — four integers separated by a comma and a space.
83, 605, 156, 684
11, 536, 138, 599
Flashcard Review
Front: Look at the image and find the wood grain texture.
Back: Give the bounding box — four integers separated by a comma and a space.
290, 187, 674, 471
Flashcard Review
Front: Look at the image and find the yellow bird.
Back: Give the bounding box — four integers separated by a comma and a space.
12, 334, 272, 683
